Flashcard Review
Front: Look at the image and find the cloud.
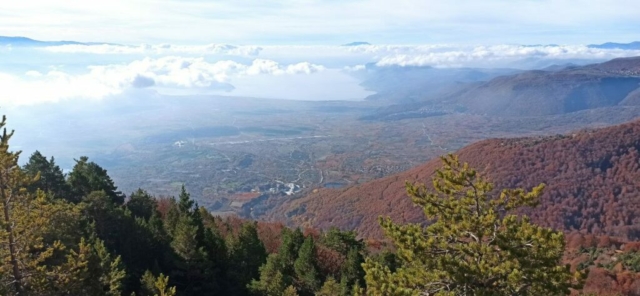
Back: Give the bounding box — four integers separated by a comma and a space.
42, 43, 263, 56
0, 57, 325, 106
370, 45, 640, 68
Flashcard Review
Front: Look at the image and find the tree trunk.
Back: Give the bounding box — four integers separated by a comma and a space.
1, 187, 23, 294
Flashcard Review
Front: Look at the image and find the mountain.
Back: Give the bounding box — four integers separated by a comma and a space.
358, 57, 640, 120
589, 41, 640, 50
448, 57, 640, 116
272, 119, 640, 239
342, 41, 371, 46
0, 36, 112, 47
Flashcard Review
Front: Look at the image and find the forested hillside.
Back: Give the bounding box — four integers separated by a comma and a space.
276, 118, 640, 240
8, 113, 640, 294
0, 116, 369, 295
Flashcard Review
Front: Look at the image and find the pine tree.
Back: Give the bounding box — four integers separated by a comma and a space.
227, 222, 267, 295
126, 188, 157, 220
316, 277, 341, 296
141, 271, 177, 296
248, 254, 289, 296
279, 228, 305, 275
283, 285, 299, 296
294, 236, 321, 295
339, 247, 364, 294
361, 154, 583, 295
23, 150, 71, 200
67, 156, 124, 204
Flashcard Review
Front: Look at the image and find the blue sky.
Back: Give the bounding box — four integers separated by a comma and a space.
1, 0, 639, 45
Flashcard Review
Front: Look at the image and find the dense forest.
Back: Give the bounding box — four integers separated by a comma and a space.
278, 118, 640, 241
6, 113, 640, 295
0, 116, 372, 295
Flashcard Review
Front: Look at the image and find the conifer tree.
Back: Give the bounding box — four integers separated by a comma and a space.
316, 277, 341, 296
283, 285, 299, 296
248, 254, 290, 296
361, 154, 583, 295
23, 150, 71, 200
294, 236, 321, 295
141, 271, 177, 296
227, 222, 267, 295
126, 188, 157, 220
67, 156, 124, 204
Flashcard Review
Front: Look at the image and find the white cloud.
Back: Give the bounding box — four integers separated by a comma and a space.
371, 45, 640, 68
42, 43, 263, 56
0, 57, 326, 106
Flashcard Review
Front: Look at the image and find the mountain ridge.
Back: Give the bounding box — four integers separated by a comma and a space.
272, 118, 640, 239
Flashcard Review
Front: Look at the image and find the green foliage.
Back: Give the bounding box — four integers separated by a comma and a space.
294, 236, 321, 295
23, 150, 71, 200
616, 251, 640, 272
248, 254, 290, 296
228, 222, 268, 295
68, 156, 124, 204
126, 189, 157, 220
316, 277, 341, 296
339, 247, 365, 293
283, 285, 300, 296
321, 227, 363, 255
141, 271, 177, 296
362, 154, 583, 295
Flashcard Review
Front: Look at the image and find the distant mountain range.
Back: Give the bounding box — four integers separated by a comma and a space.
0, 36, 115, 47
362, 56, 640, 119
342, 41, 371, 46
589, 41, 640, 50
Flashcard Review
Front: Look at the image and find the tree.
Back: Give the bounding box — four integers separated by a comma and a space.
140, 271, 177, 296
227, 222, 267, 295
67, 156, 124, 204
294, 236, 321, 295
23, 150, 71, 200
316, 277, 341, 296
126, 189, 157, 220
248, 254, 290, 296
51, 237, 126, 296
339, 247, 364, 294
361, 154, 583, 295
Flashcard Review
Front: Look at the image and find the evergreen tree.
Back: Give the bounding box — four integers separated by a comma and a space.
278, 228, 305, 275
170, 214, 210, 294
283, 285, 299, 296
248, 254, 290, 296
294, 236, 321, 295
227, 222, 267, 295
316, 277, 341, 296
23, 150, 71, 200
141, 271, 177, 296
126, 188, 157, 220
67, 156, 124, 204
339, 247, 364, 294
361, 154, 583, 295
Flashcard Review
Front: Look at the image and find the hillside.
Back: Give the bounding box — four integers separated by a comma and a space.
452, 57, 640, 116
272, 119, 640, 239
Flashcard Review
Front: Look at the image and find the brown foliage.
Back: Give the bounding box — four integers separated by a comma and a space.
274, 119, 640, 240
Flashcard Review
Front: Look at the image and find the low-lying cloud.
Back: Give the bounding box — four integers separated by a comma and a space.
3, 41, 640, 106
0, 57, 325, 106
42, 43, 263, 56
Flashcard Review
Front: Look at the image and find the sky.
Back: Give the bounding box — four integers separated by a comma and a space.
0, 0, 639, 107
1, 0, 639, 45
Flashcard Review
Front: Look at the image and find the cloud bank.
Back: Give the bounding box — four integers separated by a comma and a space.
2, 40, 640, 106
0, 57, 325, 106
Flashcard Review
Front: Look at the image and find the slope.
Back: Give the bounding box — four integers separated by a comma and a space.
452, 57, 640, 116
273, 119, 640, 239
